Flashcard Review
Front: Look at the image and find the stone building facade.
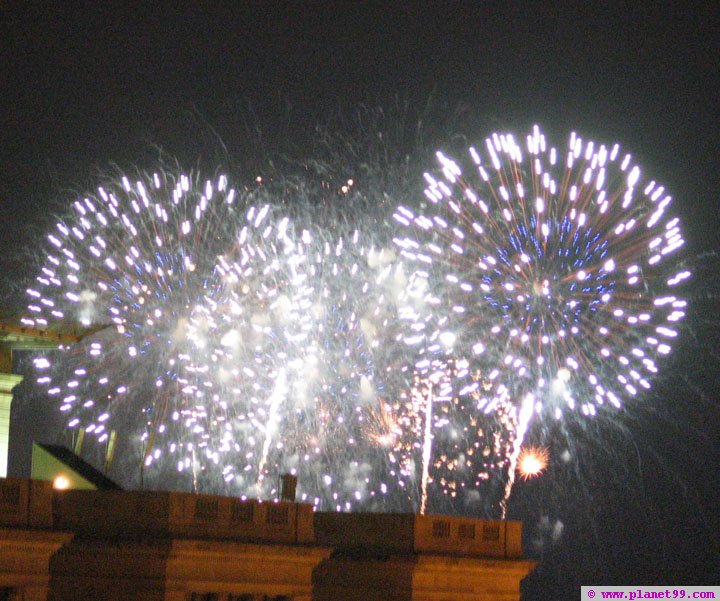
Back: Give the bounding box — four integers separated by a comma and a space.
0, 477, 536, 601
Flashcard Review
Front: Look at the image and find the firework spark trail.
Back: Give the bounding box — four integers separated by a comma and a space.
256, 368, 288, 489
419, 381, 435, 515
393, 126, 690, 514
500, 393, 534, 519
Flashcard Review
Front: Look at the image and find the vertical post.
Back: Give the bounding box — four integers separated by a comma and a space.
280, 473, 297, 502
103, 430, 116, 473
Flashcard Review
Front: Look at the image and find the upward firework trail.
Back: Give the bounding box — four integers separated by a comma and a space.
393, 126, 690, 514
500, 394, 534, 518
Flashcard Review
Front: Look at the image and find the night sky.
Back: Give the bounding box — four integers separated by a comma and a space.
1, 2, 719, 597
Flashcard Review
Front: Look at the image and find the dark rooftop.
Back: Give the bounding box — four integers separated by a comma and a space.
34, 443, 122, 491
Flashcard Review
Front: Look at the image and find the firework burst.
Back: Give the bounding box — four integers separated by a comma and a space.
24, 171, 275, 474
259, 229, 408, 509
175, 210, 410, 508
393, 126, 689, 513
169, 203, 313, 489
517, 446, 549, 480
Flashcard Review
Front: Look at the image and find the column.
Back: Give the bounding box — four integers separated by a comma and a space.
0, 372, 24, 478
